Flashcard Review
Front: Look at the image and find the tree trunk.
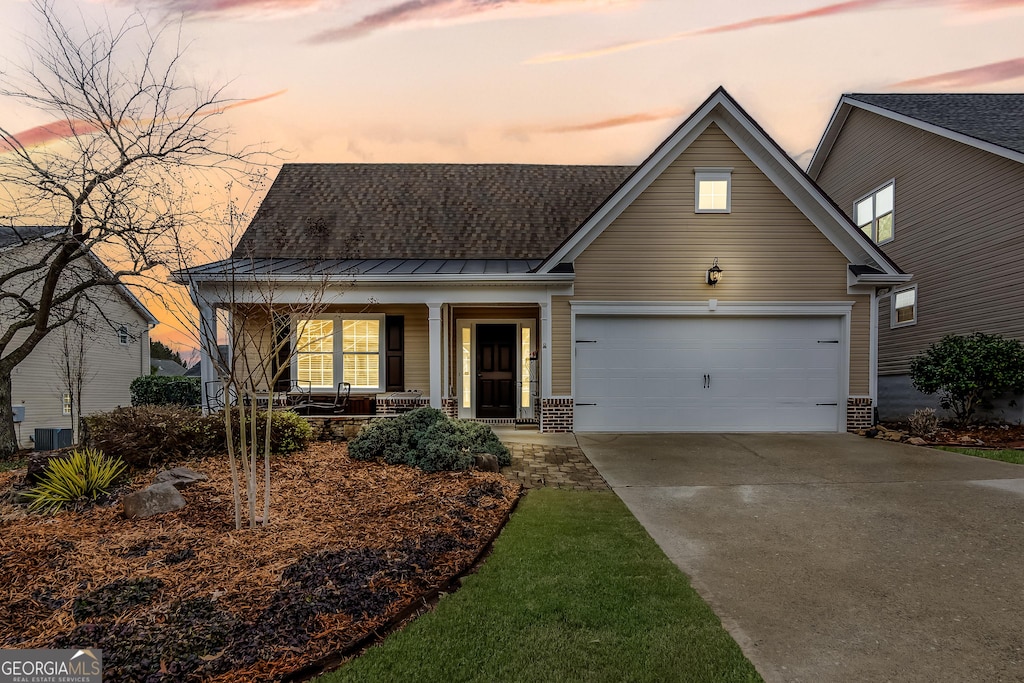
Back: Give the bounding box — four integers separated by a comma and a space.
0, 370, 18, 459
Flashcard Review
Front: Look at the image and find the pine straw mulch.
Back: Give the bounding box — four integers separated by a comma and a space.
0, 443, 521, 682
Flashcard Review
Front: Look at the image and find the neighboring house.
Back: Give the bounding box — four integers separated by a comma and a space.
808, 94, 1024, 420
151, 359, 187, 376
179, 88, 908, 433
0, 227, 157, 447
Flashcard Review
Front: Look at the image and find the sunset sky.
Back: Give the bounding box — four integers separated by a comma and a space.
1, 0, 1022, 356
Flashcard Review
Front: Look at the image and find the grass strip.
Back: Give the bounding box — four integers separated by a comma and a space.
937, 447, 1024, 465
321, 489, 760, 683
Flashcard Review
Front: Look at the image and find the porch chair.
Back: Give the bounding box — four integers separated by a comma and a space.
291, 382, 351, 416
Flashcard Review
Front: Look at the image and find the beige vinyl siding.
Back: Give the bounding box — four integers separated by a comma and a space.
567, 123, 867, 394
550, 296, 572, 395
815, 108, 1024, 374
11, 289, 149, 448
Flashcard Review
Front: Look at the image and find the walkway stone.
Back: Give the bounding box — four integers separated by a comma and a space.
494, 429, 609, 491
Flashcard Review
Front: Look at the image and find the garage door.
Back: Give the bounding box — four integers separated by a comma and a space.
574, 316, 842, 432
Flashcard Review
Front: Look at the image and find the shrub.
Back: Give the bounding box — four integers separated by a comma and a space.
85, 405, 206, 469
349, 408, 511, 472
910, 333, 1024, 427
85, 406, 314, 468
130, 376, 201, 407
907, 407, 939, 437
25, 448, 127, 514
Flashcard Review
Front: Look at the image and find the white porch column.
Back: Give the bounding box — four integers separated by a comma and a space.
427, 303, 443, 408
198, 299, 218, 415
540, 301, 552, 398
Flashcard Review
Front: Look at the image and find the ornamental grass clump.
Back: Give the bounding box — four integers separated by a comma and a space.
25, 447, 127, 514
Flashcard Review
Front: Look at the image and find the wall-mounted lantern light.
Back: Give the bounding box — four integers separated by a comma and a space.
706, 257, 723, 286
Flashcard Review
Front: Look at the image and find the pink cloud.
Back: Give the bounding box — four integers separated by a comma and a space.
307, 0, 620, 43
527, 0, 1024, 65
892, 57, 1024, 87
538, 107, 688, 133
130, 0, 335, 17
1, 91, 286, 153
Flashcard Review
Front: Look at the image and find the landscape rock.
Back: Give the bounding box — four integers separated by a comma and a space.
907, 437, 927, 446
122, 483, 186, 519
865, 428, 880, 439
473, 453, 500, 473
152, 466, 207, 489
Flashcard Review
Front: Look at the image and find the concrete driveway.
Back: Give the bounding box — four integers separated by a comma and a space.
577, 433, 1024, 683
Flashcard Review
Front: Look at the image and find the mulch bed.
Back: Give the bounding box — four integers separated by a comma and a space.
0, 444, 521, 682
878, 422, 1024, 448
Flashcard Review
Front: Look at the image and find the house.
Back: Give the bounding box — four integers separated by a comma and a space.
151, 359, 188, 376
179, 88, 909, 433
807, 94, 1024, 421
0, 227, 157, 447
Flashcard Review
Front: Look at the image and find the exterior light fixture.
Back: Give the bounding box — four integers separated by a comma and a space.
706, 257, 723, 286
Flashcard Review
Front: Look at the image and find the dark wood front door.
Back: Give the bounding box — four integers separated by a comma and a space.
476, 324, 516, 418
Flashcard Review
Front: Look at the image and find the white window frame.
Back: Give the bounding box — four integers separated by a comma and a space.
292, 314, 386, 393
891, 284, 917, 328
694, 167, 732, 214
854, 180, 895, 245
117, 325, 129, 346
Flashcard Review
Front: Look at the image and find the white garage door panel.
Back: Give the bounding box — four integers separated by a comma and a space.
574, 316, 842, 432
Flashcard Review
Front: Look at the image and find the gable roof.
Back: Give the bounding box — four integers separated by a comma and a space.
0, 226, 158, 326
808, 93, 1024, 177
233, 163, 632, 261
538, 86, 905, 278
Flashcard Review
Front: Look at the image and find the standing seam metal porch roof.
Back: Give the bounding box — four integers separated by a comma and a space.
232, 163, 635, 261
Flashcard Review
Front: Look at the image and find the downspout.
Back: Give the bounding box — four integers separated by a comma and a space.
870, 287, 879, 422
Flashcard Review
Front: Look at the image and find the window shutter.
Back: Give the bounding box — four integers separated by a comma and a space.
385, 316, 404, 391
272, 314, 292, 391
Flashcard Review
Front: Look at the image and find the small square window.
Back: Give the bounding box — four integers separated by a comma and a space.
62, 393, 72, 416
891, 285, 917, 327
117, 325, 129, 345
695, 168, 732, 213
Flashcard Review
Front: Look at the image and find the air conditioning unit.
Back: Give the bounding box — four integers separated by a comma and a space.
34, 427, 72, 451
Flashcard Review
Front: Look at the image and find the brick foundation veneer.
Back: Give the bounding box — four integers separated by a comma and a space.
847, 397, 874, 432
441, 397, 459, 419
376, 396, 430, 415
540, 398, 574, 433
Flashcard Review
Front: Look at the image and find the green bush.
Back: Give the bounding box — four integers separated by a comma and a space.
910, 332, 1024, 426
225, 408, 314, 455
348, 408, 510, 472
130, 376, 201, 407
25, 448, 127, 514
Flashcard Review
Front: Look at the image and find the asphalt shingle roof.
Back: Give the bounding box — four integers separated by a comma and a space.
232, 163, 634, 260
848, 93, 1024, 156
0, 226, 60, 248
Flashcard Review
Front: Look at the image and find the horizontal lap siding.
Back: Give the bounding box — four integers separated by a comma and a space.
551, 296, 572, 395
567, 123, 867, 394
815, 109, 1024, 375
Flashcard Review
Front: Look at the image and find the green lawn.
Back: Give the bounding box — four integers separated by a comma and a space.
937, 447, 1024, 465
321, 489, 760, 683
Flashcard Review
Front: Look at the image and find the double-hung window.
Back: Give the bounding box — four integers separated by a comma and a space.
295, 315, 384, 391
891, 285, 917, 328
855, 181, 894, 244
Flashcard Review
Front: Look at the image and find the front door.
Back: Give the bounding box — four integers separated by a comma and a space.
476, 324, 516, 418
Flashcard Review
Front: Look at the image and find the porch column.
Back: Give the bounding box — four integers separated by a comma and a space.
428, 303, 442, 409
198, 299, 218, 415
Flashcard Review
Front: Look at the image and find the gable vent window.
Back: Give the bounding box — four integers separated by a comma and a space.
694, 168, 732, 213
856, 181, 894, 244
891, 285, 917, 328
